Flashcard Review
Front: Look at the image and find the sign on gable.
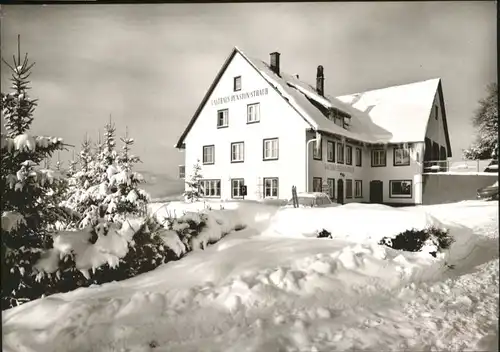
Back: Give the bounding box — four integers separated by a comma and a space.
211, 88, 269, 106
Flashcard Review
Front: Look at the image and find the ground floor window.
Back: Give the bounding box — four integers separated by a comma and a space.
263, 178, 278, 198
389, 180, 412, 198
200, 179, 221, 197
313, 177, 322, 192
355, 180, 362, 198
327, 178, 335, 200
346, 179, 353, 198
231, 178, 244, 198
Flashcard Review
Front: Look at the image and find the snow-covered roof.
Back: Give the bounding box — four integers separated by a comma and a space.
176, 47, 451, 152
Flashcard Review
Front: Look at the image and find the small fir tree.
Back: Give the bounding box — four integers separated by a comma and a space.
1, 36, 67, 309
184, 160, 203, 202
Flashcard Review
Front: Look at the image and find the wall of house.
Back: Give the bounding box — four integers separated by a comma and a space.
422, 174, 497, 205
307, 131, 367, 204
366, 142, 425, 205
425, 91, 449, 160
184, 52, 309, 201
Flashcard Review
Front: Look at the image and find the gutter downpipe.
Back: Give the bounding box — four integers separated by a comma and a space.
306, 138, 317, 192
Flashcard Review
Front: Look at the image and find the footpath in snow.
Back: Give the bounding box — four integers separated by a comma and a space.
2, 200, 498, 352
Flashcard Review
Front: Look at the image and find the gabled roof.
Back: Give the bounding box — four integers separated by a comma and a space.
337, 78, 452, 156
176, 47, 451, 155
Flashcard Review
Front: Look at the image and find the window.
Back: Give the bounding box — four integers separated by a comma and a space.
346, 179, 353, 198
202, 145, 215, 165
313, 139, 322, 160
389, 180, 412, 198
247, 103, 260, 123
327, 141, 335, 162
327, 178, 335, 200
355, 180, 362, 198
313, 177, 322, 192
346, 145, 353, 165
217, 109, 228, 128
434, 105, 438, 120
393, 146, 410, 166
200, 179, 221, 198
231, 142, 244, 163
178, 165, 185, 179
371, 149, 386, 167
263, 138, 279, 160
337, 143, 344, 164
263, 178, 278, 198
231, 178, 244, 198
355, 148, 362, 167
234, 76, 241, 91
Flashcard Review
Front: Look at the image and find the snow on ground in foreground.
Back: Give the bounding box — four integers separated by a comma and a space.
2, 201, 498, 352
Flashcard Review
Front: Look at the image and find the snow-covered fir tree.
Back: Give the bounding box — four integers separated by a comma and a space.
64, 122, 149, 228
463, 83, 498, 160
0, 36, 68, 309
184, 160, 203, 202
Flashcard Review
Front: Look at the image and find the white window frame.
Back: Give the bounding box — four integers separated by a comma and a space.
231, 178, 244, 198
327, 141, 335, 162
327, 178, 335, 200
313, 177, 322, 192
247, 103, 260, 123
263, 138, 279, 160
346, 179, 353, 199
202, 145, 215, 165
389, 180, 412, 198
355, 180, 362, 198
313, 139, 322, 160
217, 109, 228, 128
371, 149, 386, 167
355, 147, 362, 167
231, 142, 244, 163
234, 76, 242, 92
337, 143, 345, 164
393, 146, 410, 166
346, 145, 353, 165
263, 178, 278, 198
200, 179, 221, 198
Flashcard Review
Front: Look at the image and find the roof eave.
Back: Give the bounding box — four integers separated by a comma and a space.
175, 47, 240, 149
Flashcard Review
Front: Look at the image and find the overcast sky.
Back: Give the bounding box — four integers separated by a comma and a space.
1, 2, 496, 178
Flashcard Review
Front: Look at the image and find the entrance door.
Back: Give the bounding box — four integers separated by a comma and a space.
369, 180, 383, 204
337, 179, 344, 205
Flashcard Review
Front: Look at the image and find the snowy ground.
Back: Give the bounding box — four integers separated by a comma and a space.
3, 200, 498, 352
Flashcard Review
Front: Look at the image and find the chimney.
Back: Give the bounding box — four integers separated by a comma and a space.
316, 65, 324, 96
270, 52, 281, 75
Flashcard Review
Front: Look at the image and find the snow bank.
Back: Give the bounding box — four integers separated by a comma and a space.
261, 203, 442, 242
2, 201, 497, 352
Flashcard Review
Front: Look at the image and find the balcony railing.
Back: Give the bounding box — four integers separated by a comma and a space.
423, 159, 498, 173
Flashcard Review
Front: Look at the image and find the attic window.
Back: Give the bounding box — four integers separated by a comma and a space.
234, 76, 242, 92
434, 105, 439, 120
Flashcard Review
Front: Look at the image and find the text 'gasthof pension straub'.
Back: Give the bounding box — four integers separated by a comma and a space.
211, 88, 269, 106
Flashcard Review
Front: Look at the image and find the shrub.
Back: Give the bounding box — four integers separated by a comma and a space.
317, 229, 332, 239
379, 226, 454, 257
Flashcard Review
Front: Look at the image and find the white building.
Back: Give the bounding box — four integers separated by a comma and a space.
175, 47, 452, 205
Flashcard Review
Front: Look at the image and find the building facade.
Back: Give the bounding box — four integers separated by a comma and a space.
175, 47, 452, 205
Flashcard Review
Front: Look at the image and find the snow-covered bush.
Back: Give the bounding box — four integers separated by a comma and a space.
379, 226, 454, 258
317, 229, 332, 239
165, 212, 208, 251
